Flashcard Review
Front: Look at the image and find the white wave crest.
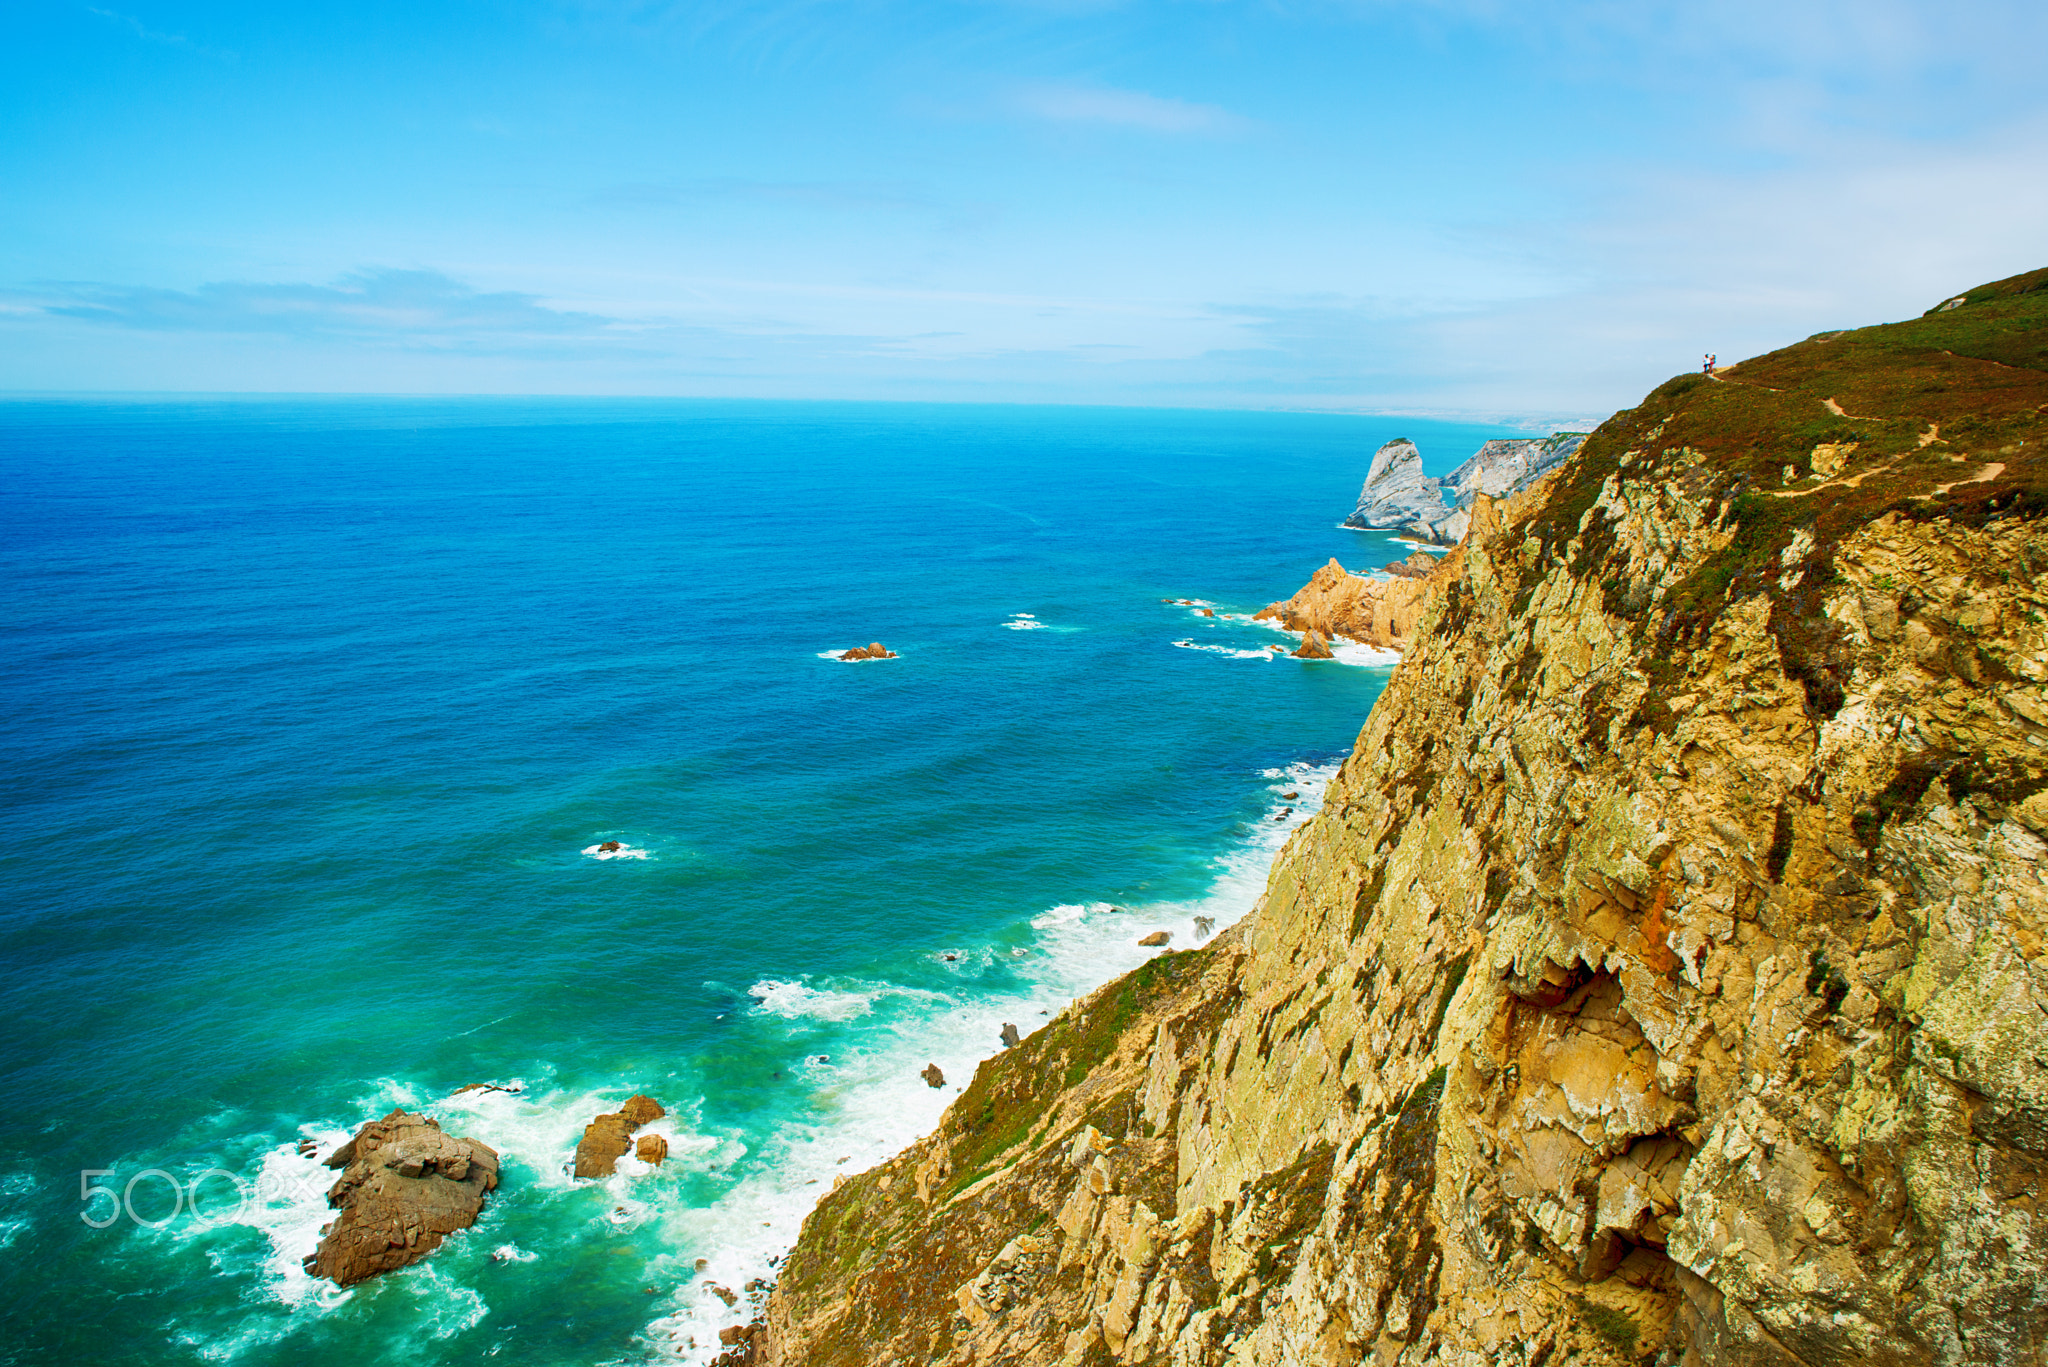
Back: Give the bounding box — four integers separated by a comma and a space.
1331, 642, 1402, 668
745, 979, 934, 1023
1171, 639, 1276, 660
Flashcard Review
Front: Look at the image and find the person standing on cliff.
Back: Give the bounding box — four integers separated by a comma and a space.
1704, 353, 1716, 376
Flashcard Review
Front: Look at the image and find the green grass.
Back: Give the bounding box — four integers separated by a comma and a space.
1508, 266, 2047, 727
939, 946, 1214, 1197
1573, 1295, 1642, 1354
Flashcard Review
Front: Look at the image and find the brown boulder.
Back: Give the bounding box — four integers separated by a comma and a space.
1000, 1022, 1021, 1049
1291, 629, 1335, 660
619, 1094, 665, 1127
574, 1094, 666, 1178
1137, 931, 1171, 947
921, 1063, 945, 1088
838, 642, 899, 661
305, 1109, 499, 1287
574, 1114, 635, 1178
1384, 550, 1440, 579
636, 1134, 669, 1166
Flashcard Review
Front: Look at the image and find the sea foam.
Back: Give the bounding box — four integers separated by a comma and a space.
627, 760, 1341, 1364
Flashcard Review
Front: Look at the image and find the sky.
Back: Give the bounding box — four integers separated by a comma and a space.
2, 0, 2044, 422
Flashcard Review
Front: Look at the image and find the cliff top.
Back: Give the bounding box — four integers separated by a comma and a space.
1521, 269, 2045, 710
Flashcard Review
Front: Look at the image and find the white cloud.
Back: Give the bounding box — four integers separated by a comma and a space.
9, 269, 618, 353
86, 5, 232, 59
1008, 83, 1244, 134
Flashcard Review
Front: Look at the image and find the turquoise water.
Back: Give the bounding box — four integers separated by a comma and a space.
0, 398, 1515, 1365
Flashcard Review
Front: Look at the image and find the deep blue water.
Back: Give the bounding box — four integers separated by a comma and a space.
0, 397, 1517, 1366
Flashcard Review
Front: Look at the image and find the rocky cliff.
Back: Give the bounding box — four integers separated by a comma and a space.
1347, 432, 1589, 544
1252, 556, 1441, 653
755, 267, 2048, 1367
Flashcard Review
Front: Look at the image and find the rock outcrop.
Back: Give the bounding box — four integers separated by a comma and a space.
757, 269, 2048, 1367
1255, 547, 1461, 653
1347, 431, 1589, 544
1385, 550, 1439, 579
305, 1110, 499, 1287
1343, 437, 1445, 534
1290, 628, 1335, 660
839, 642, 899, 661
573, 1095, 665, 1178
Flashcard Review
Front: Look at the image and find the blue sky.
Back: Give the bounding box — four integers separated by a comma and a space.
3, 0, 2044, 420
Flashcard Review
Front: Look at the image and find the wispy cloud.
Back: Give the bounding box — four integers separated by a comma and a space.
1008, 83, 1244, 134
12, 269, 617, 353
85, 5, 232, 59
589, 177, 931, 213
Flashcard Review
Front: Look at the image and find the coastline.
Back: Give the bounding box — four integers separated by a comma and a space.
0, 398, 1484, 1367
143, 760, 1353, 1365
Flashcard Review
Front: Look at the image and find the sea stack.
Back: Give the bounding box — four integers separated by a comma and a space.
838, 642, 899, 661
305, 1110, 500, 1287
1344, 431, 1588, 544
1290, 628, 1335, 659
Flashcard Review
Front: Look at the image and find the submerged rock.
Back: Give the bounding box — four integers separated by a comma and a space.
305, 1109, 499, 1287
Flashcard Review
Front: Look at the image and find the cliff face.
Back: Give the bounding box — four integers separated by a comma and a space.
1347, 433, 1589, 544
758, 269, 2048, 1367
1344, 438, 1448, 536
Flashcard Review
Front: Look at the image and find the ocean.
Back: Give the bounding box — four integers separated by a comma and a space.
0, 397, 1518, 1365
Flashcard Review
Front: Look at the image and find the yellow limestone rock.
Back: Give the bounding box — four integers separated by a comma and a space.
756, 275, 2048, 1367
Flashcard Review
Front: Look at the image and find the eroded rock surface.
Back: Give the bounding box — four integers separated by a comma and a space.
1346, 432, 1590, 544
574, 1094, 665, 1178
758, 271, 2048, 1367
1257, 558, 1425, 652
306, 1109, 499, 1287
